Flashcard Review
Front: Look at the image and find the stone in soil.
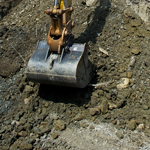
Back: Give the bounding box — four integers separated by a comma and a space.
117, 78, 130, 89
24, 98, 30, 105
116, 130, 124, 139
86, 0, 96, 6
19, 117, 26, 125
99, 100, 108, 114
72, 114, 85, 122
52, 132, 59, 139
39, 125, 51, 135
127, 120, 137, 130
89, 108, 100, 116
53, 120, 66, 131
131, 48, 142, 55
18, 131, 28, 137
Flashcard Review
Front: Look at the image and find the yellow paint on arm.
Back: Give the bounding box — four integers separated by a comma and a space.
60, 0, 63, 10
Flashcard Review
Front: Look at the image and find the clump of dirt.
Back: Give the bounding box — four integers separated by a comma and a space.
1, 0, 150, 149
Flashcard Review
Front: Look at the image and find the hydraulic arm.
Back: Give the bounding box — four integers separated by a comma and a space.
45, 0, 75, 53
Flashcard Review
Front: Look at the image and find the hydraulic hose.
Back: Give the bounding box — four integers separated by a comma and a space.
54, 0, 57, 7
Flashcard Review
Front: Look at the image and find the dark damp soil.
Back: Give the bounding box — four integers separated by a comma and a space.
1, 0, 150, 149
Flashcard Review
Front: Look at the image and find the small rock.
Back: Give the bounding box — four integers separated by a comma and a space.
89, 125, 95, 130
92, 91, 99, 97
54, 116, 59, 120
105, 94, 111, 100
45, 102, 49, 107
116, 131, 124, 139
41, 122, 48, 125
123, 9, 132, 17
41, 107, 46, 114
0, 128, 6, 134
18, 131, 28, 137
131, 48, 142, 55
53, 120, 66, 131
99, 47, 109, 55
116, 100, 126, 108
112, 120, 117, 125
127, 120, 136, 130
4, 120, 11, 125
86, 0, 95, 6
90, 97, 97, 106
52, 133, 59, 139
136, 124, 144, 131
108, 102, 117, 110
117, 120, 120, 126
24, 85, 32, 93
11, 96, 15, 100
11, 120, 19, 126
119, 68, 125, 73
15, 112, 24, 121
20, 141, 32, 150
29, 82, 35, 87
144, 128, 150, 137
24, 98, 30, 105
19, 117, 26, 125
73, 114, 85, 122
128, 56, 136, 70
117, 78, 130, 90
23, 123, 31, 131
89, 108, 100, 116
127, 72, 133, 78
99, 100, 108, 114
131, 27, 136, 33
32, 126, 40, 134
30, 133, 34, 137
39, 125, 51, 135
123, 88, 132, 98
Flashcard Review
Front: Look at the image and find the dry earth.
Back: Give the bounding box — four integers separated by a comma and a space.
0, 0, 150, 149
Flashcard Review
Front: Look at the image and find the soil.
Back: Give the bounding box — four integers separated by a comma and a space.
0, 0, 22, 21
0, 0, 150, 149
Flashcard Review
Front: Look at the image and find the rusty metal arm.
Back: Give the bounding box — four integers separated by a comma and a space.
45, 0, 74, 54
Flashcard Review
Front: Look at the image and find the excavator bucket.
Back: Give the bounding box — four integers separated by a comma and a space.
26, 40, 93, 88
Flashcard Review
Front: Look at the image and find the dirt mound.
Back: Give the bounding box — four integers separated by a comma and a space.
0, 0, 150, 149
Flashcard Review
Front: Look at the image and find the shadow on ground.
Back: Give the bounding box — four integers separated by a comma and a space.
75, 0, 111, 44
38, 84, 93, 106
38, 0, 111, 105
